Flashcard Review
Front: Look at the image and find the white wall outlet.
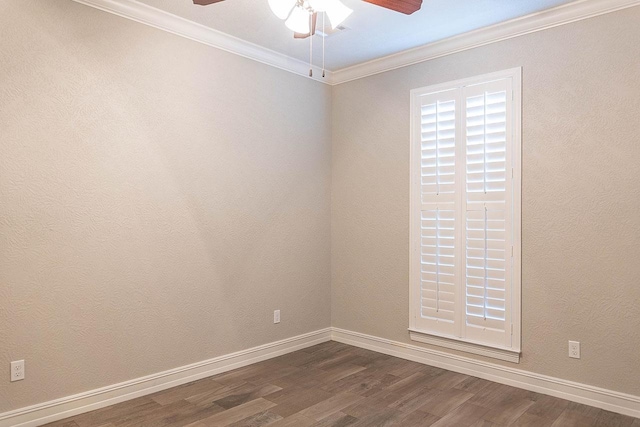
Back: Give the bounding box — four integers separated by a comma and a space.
11, 360, 25, 382
274, 310, 281, 324
569, 341, 581, 359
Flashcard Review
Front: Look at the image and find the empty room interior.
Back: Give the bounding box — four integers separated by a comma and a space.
1, 0, 640, 426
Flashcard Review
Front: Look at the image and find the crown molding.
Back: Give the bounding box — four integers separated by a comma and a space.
72, 0, 639, 86
71, 0, 333, 84
331, 0, 640, 84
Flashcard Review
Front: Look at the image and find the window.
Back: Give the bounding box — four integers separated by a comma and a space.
409, 68, 522, 362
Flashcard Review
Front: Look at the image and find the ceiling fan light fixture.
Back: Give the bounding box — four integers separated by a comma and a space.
285, 5, 311, 34
268, 0, 297, 19
324, 0, 352, 29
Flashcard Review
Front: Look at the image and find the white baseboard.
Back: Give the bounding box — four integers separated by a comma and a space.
331, 327, 640, 419
0, 328, 331, 427
3, 327, 638, 426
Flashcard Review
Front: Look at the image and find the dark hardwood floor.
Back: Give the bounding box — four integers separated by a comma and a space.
43, 341, 639, 427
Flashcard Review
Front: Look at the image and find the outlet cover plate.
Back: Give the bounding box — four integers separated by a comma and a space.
11, 360, 25, 382
569, 341, 581, 359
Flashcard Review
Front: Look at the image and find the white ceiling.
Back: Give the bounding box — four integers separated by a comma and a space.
136, 0, 576, 70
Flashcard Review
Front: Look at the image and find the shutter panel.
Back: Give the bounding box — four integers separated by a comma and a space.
414, 89, 459, 337
462, 80, 512, 347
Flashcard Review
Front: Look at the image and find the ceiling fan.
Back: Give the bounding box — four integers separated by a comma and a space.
192, 0, 423, 38
192, 0, 422, 78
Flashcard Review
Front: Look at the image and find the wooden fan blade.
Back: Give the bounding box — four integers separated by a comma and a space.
294, 12, 317, 39
193, 0, 225, 5
363, 0, 422, 14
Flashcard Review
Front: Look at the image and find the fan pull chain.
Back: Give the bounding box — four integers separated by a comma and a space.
322, 12, 326, 78
309, 12, 313, 77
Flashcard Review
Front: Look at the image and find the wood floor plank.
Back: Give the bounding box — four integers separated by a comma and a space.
242, 365, 301, 386
267, 413, 316, 427
226, 410, 282, 427
321, 368, 401, 397
71, 397, 162, 427
273, 350, 323, 367
318, 363, 368, 384
267, 386, 335, 418
341, 396, 386, 419
453, 377, 493, 394
594, 410, 637, 427
350, 406, 405, 427
422, 371, 470, 391
151, 379, 228, 405
551, 409, 597, 427
385, 360, 431, 378
469, 382, 534, 410
213, 383, 282, 410
41, 343, 640, 427
309, 411, 358, 427
296, 392, 364, 421
480, 396, 534, 425
185, 398, 276, 427
429, 402, 491, 427
511, 412, 556, 427
270, 367, 328, 390
377, 372, 431, 396
186, 382, 252, 408
564, 401, 602, 419
312, 349, 365, 370
162, 402, 228, 427
211, 363, 286, 386
395, 409, 440, 427
114, 399, 196, 426
468, 420, 500, 427
522, 394, 570, 420
385, 385, 437, 414
418, 388, 475, 417
356, 373, 405, 398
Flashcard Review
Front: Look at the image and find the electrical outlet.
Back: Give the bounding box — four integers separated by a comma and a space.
274, 310, 281, 324
569, 341, 581, 359
11, 360, 25, 382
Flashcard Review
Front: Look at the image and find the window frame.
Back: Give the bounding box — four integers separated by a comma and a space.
409, 67, 522, 362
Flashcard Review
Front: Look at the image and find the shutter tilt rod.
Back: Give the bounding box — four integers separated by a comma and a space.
483, 91, 487, 194
435, 207, 440, 313
484, 204, 488, 320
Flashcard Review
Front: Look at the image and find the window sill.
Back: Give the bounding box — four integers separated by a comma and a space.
408, 329, 520, 363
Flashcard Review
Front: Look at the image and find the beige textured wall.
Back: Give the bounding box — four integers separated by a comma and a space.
331, 7, 640, 395
0, 0, 331, 412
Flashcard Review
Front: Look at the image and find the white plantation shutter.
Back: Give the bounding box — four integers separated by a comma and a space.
414, 90, 459, 336
463, 80, 512, 348
411, 70, 521, 353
